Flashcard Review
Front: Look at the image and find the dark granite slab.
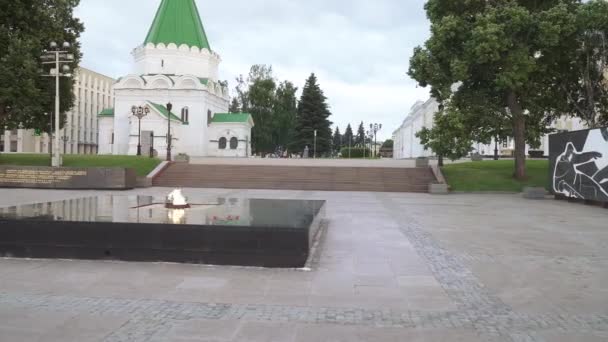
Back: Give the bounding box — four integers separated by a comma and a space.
0, 196, 326, 268
0, 166, 136, 190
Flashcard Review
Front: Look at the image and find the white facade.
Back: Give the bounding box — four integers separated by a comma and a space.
393, 98, 588, 159
98, 41, 252, 159
0, 67, 114, 154
208, 121, 253, 158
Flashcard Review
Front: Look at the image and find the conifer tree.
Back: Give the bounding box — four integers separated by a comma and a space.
332, 126, 342, 154
292, 73, 333, 155
356, 122, 366, 147
343, 124, 354, 147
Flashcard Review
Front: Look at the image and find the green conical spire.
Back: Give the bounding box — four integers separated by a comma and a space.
144, 0, 211, 50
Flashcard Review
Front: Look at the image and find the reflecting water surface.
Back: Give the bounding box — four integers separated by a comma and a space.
0, 196, 325, 229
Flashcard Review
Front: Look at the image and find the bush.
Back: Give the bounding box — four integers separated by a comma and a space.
340, 147, 372, 158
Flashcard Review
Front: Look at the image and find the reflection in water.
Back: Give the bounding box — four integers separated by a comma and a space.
0, 195, 325, 229
167, 209, 186, 224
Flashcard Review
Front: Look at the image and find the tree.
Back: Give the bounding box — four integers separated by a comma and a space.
409, 0, 580, 180
273, 81, 298, 152
246, 65, 276, 154
355, 121, 366, 147
381, 139, 394, 149
416, 106, 474, 167
555, 0, 608, 128
343, 124, 354, 147
229, 97, 240, 113
0, 0, 83, 134
332, 126, 342, 154
292, 73, 333, 155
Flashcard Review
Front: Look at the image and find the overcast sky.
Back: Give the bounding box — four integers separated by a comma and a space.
75, 0, 432, 140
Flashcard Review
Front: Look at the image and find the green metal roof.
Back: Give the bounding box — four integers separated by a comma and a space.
147, 101, 183, 122
144, 0, 211, 50
98, 108, 114, 117
199, 78, 208, 85
210, 113, 253, 124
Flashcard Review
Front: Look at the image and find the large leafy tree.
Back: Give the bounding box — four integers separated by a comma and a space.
246, 65, 276, 154
409, 0, 580, 180
555, 0, 608, 128
381, 139, 393, 149
0, 0, 83, 134
292, 73, 333, 155
416, 105, 474, 167
273, 81, 298, 152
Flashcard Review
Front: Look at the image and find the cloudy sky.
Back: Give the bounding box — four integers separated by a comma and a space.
75, 0, 432, 140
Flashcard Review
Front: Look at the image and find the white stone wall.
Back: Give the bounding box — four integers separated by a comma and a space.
207, 122, 252, 158
97, 117, 114, 155
132, 43, 221, 81
110, 74, 229, 157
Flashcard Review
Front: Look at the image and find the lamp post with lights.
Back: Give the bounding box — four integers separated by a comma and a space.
131, 105, 150, 156
41, 41, 74, 167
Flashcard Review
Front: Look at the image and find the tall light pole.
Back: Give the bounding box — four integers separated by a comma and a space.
313, 129, 317, 159
131, 105, 150, 156
348, 135, 352, 159
369, 123, 382, 158
42, 41, 74, 167
166, 102, 173, 161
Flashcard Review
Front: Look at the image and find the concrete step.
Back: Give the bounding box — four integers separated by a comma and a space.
153, 164, 436, 193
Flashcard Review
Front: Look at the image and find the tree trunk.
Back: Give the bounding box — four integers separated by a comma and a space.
438, 155, 444, 167
507, 91, 527, 180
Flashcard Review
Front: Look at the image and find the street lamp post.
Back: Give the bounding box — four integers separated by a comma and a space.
166, 102, 173, 161
313, 129, 317, 159
131, 105, 150, 156
41, 41, 74, 167
60, 135, 69, 154
369, 123, 382, 158
348, 135, 352, 159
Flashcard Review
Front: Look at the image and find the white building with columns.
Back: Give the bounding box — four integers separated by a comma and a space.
98, 0, 253, 158
0, 67, 114, 155
393, 97, 587, 159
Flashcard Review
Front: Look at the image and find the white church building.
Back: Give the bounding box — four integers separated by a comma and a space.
98, 0, 253, 158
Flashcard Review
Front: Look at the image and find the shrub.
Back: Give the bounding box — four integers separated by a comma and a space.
340, 147, 372, 158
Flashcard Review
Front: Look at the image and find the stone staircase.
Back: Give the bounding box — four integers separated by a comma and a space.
152, 163, 437, 193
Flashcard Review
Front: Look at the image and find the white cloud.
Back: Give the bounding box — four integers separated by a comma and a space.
75, 0, 432, 140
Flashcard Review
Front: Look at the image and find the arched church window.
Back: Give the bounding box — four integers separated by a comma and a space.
181, 107, 189, 123
218, 137, 227, 150
230, 137, 238, 150
207, 110, 212, 126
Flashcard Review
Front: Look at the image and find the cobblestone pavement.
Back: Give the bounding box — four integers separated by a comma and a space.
0, 188, 606, 341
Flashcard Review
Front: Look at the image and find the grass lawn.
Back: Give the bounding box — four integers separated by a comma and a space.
442, 159, 550, 192
0, 154, 162, 177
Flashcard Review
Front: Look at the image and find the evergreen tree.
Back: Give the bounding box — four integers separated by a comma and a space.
292, 73, 333, 155
355, 122, 366, 147
0, 0, 83, 133
343, 124, 354, 147
332, 126, 342, 154
229, 97, 240, 113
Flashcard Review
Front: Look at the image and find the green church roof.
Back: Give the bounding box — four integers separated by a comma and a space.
144, 0, 211, 50
148, 101, 183, 122
98, 108, 114, 117
210, 113, 253, 124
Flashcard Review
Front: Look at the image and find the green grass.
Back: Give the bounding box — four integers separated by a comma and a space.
0, 154, 162, 177
442, 160, 549, 192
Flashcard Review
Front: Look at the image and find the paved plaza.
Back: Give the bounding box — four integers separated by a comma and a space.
0, 188, 606, 341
